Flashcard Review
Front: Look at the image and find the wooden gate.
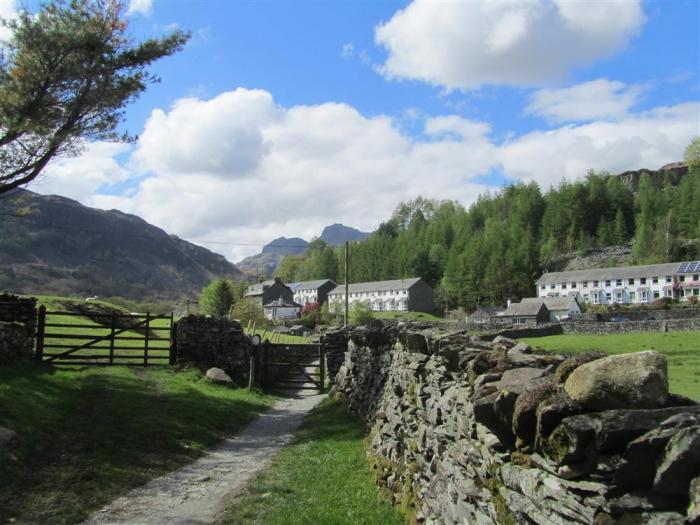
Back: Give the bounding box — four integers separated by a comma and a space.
259, 343, 326, 393
35, 306, 174, 366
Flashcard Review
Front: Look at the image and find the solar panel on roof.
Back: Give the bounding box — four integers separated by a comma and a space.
678, 261, 700, 273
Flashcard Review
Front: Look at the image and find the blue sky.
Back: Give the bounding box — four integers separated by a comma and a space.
21, 0, 700, 261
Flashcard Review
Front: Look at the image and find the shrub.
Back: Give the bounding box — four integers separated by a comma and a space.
350, 301, 374, 326
230, 297, 268, 327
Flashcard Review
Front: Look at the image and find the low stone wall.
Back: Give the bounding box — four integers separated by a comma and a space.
561, 318, 700, 335
173, 316, 251, 384
332, 322, 699, 524
0, 293, 36, 337
0, 321, 34, 364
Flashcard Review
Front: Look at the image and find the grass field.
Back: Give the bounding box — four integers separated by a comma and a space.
0, 362, 275, 524
372, 310, 445, 321
520, 331, 700, 400
220, 398, 404, 525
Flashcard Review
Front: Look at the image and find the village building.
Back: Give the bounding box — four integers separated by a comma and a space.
535, 261, 700, 305
263, 298, 302, 320
499, 301, 550, 327
289, 279, 338, 306
328, 278, 434, 312
244, 277, 294, 309
466, 306, 505, 325
522, 296, 581, 321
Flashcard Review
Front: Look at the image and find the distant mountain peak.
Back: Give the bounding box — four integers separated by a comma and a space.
261, 237, 308, 255
319, 223, 369, 246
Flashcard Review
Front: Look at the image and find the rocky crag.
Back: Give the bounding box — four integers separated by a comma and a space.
331, 321, 699, 524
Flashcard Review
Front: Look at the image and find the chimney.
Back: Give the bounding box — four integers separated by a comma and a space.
507, 298, 511, 307
274, 277, 281, 283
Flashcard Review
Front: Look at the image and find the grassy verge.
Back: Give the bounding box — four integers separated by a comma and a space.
521, 331, 700, 400
0, 362, 275, 524
220, 398, 404, 525
372, 310, 444, 321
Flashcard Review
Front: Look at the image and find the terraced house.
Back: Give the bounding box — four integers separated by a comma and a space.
328, 278, 434, 312
535, 261, 700, 305
289, 279, 338, 306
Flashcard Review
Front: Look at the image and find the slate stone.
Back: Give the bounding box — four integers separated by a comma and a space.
512, 380, 556, 449
653, 426, 700, 496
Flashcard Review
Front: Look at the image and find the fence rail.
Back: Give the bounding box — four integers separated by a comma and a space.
36, 306, 174, 366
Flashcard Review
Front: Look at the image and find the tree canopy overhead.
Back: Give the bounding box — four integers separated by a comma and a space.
0, 0, 189, 195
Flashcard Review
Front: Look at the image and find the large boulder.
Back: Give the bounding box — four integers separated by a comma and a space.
205, 367, 234, 386
564, 351, 668, 411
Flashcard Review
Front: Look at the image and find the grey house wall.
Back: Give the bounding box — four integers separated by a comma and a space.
407, 279, 435, 312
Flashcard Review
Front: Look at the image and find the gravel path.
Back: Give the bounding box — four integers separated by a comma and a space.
84, 391, 325, 525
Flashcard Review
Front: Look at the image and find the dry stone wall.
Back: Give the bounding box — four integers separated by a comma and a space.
173, 315, 251, 384
332, 321, 699, 525
0, 294, 36, 364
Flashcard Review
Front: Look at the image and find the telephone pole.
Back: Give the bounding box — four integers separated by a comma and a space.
344, 240, 349, 325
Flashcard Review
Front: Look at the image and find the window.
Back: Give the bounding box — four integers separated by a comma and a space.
694, 275, 699, 281
640, 277, 647, 284
664, 289, 672, 298
571, 282, 577, 289
561, 284, 567, 289
615, 279, 621, 286
593, 280, 599, 287
605, 280, 611, 287
550, 285, 555, 290
640, 291, 648, 302
666, 276, 672, 283
652, 277, 658, 284
514, 317, 526, 325
540, 285, 545, 290
629, 291, 636, 302
583, 293, 589, 302
653, 291, 660, 299
694, 289, 699, 296
583, 281, 588, 288
606, 292, 612, 302
592, 293, 600, 305
680, 275, 686, 282
616, 292, 623, 302
628, 278, 634, 285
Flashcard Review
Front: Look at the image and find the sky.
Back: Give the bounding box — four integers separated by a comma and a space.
6, 0, 700, 262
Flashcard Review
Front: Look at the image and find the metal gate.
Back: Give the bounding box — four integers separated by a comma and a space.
259, 343, 326, 393
35, 305, 174, 366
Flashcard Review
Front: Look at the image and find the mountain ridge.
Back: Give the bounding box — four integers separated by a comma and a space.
0, 190, 242, 301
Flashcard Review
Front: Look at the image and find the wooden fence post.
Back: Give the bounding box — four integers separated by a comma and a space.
248, 348, 256, 390
109, 311, 116, 365
319, 344, 326, 393
169, 312, 177, 365
35, 305, 46, 362
143, 312, 150, 366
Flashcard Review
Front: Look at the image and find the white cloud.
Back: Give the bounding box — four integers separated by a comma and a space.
375, 0, 645, 90
32, 142, 134, 201
127, 0, 152, 17
526, 79, 643, 122
501, 102, 699, 188
341, 43, 354, 60
41, 88, 695, 263
0, 0, 17, 41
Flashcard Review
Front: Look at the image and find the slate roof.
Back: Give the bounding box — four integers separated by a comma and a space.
522, 296, 579, 311
289, 279, 337, 291
328, 278, 425, 295
536, 262, 681, 286
501, 302, 549, 317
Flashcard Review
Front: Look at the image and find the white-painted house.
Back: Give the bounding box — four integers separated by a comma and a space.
328, 278, 435, 312
288, 279, 338, 306
535, 261, 700, 305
